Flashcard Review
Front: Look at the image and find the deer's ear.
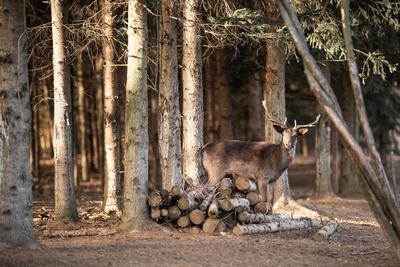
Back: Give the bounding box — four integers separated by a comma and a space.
273, 124, 285, 133
297, 128, 309, 135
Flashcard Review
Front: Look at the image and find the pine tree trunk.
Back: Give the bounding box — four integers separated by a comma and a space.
0, 0, 36, 248
76, 56, 89, 182
182, 0, 204, 186
339, 71, 359, 194
315, 66, 334, 196
247, 70, 263, 141
149, 89, 161, 188
264, 6, 290, 203
95, 56, 104, 182
101, 0, 121, 213
331, 127, 341, 193
51, 0, 78, 222
158, 0, 182, 190
215, 48, 232, 139
205, 55, 216, 143
122, 0, 149, 230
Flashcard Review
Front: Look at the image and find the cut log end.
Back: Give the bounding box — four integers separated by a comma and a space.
189, 209, 206, 225
312, 220, 338, 241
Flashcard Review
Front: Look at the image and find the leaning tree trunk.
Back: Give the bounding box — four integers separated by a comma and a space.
158, 0, 182, 190
101, 0, 121, 213
264, 2, 290, 204
215, 48, 233, 139
51, 0, 78, 222
314, 66, 334, 197
182, 0, 204, 186
276, 0, 400, 258
0, 0, 36, 248
122, 0, 149, 230
76, 55, 89, 182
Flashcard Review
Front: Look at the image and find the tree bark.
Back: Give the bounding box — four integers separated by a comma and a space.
95, 55, 104, 182
122, 0, 149, 230
247, 70, 263, 141
0, 0, 36, 248
182, 0, 204, 186
51, 0, 78, 222
76, 55, 89, 182
264, 2, 290, 203
101, 0, 121, 213
314, 66, 334, 197
158, 0, 182, 190
215, 48, 233, 139
205, 55, 216, 143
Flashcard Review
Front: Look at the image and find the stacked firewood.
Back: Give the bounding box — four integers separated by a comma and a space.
148, 176, 337, 237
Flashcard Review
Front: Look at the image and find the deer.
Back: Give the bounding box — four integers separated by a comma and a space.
201, 101, 320, 214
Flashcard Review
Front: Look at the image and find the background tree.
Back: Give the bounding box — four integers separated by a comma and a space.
122, 0, 149, 229
158, 0, 182, 190
182, 0, 204, 186
51, 0, 78, 222
0, 0, 36, 248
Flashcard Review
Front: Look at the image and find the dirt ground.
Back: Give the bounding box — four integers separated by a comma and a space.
1, 156, 399, 267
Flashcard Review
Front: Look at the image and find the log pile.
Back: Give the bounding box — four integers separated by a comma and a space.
148, 176, 337, 237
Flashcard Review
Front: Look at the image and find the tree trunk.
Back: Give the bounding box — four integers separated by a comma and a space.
122, 0, 149, 230
182, 0, 204, 186
215, 48, 233, 139
339, 71, 359, 194
101, 0, 121, 213
76, 55, 89, 182
247, 70, 263, 141
51, 0, 78, 222
205, 55, 216, 143
95, 55, 104, 182
0, 0, 36, 248
264, 4, 290, 203
158, 0, 182, 190
331, 127, 341, 193
314, 66, 334, 197
149, 89, 161, 188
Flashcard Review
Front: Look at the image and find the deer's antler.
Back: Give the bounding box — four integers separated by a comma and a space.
294, 114, 321, 129
262, 100, 287, 128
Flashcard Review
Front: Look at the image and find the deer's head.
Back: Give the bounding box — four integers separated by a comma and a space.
262, 101, 320, 150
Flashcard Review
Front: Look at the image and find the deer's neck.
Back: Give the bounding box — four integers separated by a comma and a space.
279, 142, 296, 170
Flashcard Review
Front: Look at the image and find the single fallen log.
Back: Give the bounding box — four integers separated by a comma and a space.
148, 190, 163, 208
160, 208, 169, 218
233, 218, 321, 235
203, 218, 226, 235
171, 185, 185, 198
189, 209, 206, 225
177, 215, 191, 228
199, 195, 213, 211
235, 176, 257, 192
208, 199, 219, 219
238, 212, 290, 224
246, 192, 262, 205
219, 177, 233, 199
313, 220, 338, 241
150, 208, 161, 220
168, 206, 181, 219
220, 198, 250, 212
254, 202, 270, 214
43, 228, 118, 238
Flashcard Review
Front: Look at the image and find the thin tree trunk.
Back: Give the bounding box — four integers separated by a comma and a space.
339, 71, 359, 194
277, 0, 400, 258
215, 48, 232, 139
101, 0, 121, 213
247, 70, 263, 141
331, 127, 341, 193
95, 56, 104, 182
205, 55, 216, 143
182, 0, 204, 186
149, 89, 161, 189
0, 0, 36, 248
76, 55, 89, 182
122, 0, 149, 230
315, 66, 334, 197
51, 0, 78, 222
31, 73, 41, 180
264, 3, 290, 203
158, 0, 182, 190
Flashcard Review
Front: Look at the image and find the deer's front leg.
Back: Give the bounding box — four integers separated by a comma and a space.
258, 179, 273, 214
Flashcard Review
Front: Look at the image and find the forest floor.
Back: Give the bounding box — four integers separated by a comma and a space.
1, 156, 399, 267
